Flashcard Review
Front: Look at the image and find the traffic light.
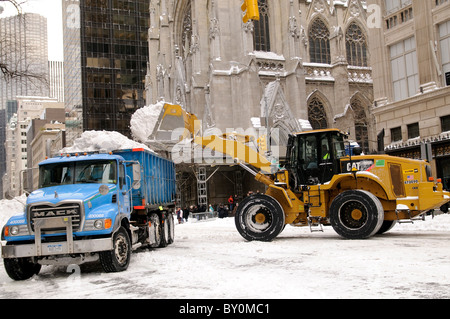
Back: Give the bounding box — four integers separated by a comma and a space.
241, 0, 260, 24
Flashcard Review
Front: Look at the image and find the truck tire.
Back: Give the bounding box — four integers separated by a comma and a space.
4, 257, 41, 281
99, 226, 131, 273
149, 213, 161, 248
167, 213, 175, 244
159, 214, 169, 248
235, 194, 285, 242
330, 190, 384, 239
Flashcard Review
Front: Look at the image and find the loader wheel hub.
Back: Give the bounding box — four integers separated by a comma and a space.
255, 213, 266, 224
245, 205, 273, 233
338, 201, 368, 230
351, 209, 363, 221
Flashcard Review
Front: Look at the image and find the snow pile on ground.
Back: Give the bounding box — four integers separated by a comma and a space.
0, 195, 26, 229
60, 130, 153, 154
130, 102, 165, 143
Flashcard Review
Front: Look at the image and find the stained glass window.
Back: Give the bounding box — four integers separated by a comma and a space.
308, 97, 328, 130
309, 19, 330, 64
253, 0, 271, 52
346, 23, 368, 67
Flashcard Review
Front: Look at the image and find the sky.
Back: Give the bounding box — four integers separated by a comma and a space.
0, 0, 64, 61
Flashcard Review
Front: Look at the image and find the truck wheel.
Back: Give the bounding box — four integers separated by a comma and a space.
99, 226, 131, 273
330, 190, 384, 239
149, 213, 161, 248
4, 257, 41, 281
235, 194, 285, 242
159, 214, 169, 248
167, 213, 175, 244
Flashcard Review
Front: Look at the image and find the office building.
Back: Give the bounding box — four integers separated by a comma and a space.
62, 0, 150, 140
369, 0, 450, 189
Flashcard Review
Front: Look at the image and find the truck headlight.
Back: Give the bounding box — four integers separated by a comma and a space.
10, 226, 19, 236
93, 219, 112, 230
94, 220, 104, 229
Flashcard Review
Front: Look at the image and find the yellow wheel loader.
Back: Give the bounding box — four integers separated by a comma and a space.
156, 104, 450, 241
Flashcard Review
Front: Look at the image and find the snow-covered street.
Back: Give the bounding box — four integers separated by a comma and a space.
1, 194, 450, 299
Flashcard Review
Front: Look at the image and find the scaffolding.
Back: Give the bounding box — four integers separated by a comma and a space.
197, 166, 208, 207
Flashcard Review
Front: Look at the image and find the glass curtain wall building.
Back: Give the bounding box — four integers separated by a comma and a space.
63, 0, 149, 139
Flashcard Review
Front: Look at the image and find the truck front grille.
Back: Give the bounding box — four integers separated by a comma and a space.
29, 202, 83, 232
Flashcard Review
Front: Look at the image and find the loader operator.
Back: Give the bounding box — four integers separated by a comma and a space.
322, 144, 330, 161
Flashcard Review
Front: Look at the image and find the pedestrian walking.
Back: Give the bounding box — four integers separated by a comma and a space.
228, 195, 234, 211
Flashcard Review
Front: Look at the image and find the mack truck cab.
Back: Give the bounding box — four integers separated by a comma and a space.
1, 148, 176, 280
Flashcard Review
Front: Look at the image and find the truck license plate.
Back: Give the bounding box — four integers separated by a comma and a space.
47, 244, 63, 253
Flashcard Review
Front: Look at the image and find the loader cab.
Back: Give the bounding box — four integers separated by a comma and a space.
286, 129, 347, 187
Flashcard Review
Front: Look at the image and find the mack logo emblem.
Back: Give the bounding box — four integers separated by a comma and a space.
32, 209, 78, 218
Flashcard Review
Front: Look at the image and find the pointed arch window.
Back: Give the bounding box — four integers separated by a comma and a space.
253, 0, 270, 52
309, 18, 331, 64
181, 1, 192, 59
346, 23, 368, 67
308, 96, 328, 130
352, 98, 369, 153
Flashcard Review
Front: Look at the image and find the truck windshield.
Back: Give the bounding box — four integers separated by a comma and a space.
39, 160, 117, 188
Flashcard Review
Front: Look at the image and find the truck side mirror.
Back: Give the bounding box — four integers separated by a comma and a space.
132, 163, 141, 189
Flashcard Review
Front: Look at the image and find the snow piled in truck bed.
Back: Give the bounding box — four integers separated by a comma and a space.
60, 130, 153, 153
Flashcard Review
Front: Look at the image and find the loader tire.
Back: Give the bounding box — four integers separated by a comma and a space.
235, 194, 285, 242
377, 220, 397, 235
99, 227, 131, 273
4, 257, 41, 281
330, 190, 384, 239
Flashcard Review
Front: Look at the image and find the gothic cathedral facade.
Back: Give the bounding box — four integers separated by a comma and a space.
145, 0, 375, 205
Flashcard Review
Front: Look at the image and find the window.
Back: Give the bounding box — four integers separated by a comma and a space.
385, 0, 412, 14
309, 18, 330, 64
439, 20, 450, 86
181, 1, 192, 58
351, 98, 369, 154
346, 23, 368, 67
391, 127, 402, 142
407, 122, 419, 139
308, 97, 328, 130
39, 160, 117, 189
390, 37, 419, 101
253, 0, 270, 52
442, 115, 450, 132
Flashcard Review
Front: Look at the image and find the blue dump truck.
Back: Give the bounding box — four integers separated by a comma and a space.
1, 148, 176, 280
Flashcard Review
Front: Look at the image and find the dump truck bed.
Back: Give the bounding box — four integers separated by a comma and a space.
114, 148, 176, 208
